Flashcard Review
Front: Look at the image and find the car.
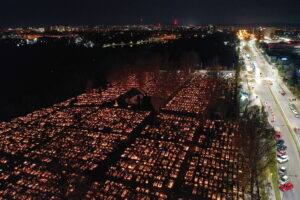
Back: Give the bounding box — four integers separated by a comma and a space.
289, 106, 295, 111
277, 145, 287, 151
278, 145, 287, 150
279, 182, 294, 191
295, 114, 299, 119
279, 171, 287, 177
276, 143, 284, 147
276, 142, 282, 146
279, 90, 286, 95
275, 135, 282, 140
275, 131, 282, 136
277, 155, 289, 164
278, 155, 288, 159
278, 175, 289, 185
277, 152, 286, 157
277, 149, 286, 154
275, 132, 282, 138
289, 104, 298, 112
276, 139, 285, 145
274, 127, 281, 136
279, 166, 287, 176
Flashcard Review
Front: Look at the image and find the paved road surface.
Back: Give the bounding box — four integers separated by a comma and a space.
242, 41, 300, 200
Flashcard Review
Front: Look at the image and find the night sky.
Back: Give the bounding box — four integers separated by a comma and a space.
1, 0, 300, 27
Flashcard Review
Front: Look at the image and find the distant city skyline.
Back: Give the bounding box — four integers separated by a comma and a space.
1, 0, 300, 28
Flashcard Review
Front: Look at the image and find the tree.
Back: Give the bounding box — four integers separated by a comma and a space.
236, 106, 276, 200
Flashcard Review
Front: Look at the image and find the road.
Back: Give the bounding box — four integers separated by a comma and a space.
249, 41, 300, 139
242, 40, 300, 200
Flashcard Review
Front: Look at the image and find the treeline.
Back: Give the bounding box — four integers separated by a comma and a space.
236, 106, 276, 200
0, 32, 238, 121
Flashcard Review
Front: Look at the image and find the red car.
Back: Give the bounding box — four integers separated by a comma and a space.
277, 152, 286, 157
275, 131, 282, 136
275, 135, 282, 140
275, 132, 282, 140
279, 182, 294, 191
277, 149, 286, 154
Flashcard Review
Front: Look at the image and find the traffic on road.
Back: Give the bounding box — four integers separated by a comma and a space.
240, 39, 300, 200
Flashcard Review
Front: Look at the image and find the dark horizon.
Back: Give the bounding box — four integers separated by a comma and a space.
1, 0, 300, 28
2, 22, 300, 30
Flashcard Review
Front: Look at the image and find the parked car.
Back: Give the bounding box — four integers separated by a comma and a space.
278, 175, 289, 185
276, 143, 284, 147
276, 139, 285, 145
279, 90, 286, 95
279, 166, 287, 176
275, 135, 282, 140
277, 145, 287, 151
274, 127, 281, 135
278, 155, 288, 159
277, 155, 289, 163
277, 152, 286, 157
279, 182, 294, 191
277, 149, 286, 154
275, 131, 282, 140
275, 132, 281, 136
